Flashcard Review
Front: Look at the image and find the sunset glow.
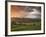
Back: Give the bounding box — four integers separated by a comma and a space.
11, 5, 27, 18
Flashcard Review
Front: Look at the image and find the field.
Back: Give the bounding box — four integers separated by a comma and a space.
11, 18, 41, 31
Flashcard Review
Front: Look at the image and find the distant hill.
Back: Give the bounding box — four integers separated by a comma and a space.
11, 17, 41, 23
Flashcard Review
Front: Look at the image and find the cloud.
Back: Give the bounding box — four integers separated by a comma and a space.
24, 9, 41, 19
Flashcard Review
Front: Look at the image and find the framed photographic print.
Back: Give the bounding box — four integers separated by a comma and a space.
5, 1, 45, 36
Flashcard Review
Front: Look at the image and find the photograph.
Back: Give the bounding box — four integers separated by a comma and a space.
6, 1, 45, 35
11, 5, 41, 31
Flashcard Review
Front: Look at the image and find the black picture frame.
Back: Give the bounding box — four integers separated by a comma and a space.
5, 1, 45, 36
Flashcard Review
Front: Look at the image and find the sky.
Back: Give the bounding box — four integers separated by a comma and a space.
11, 5, 41, 19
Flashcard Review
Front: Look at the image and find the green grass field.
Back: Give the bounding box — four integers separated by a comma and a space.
11, 20, 41, 31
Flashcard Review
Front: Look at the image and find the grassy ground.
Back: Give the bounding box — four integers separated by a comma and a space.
11, 21, 41, 31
